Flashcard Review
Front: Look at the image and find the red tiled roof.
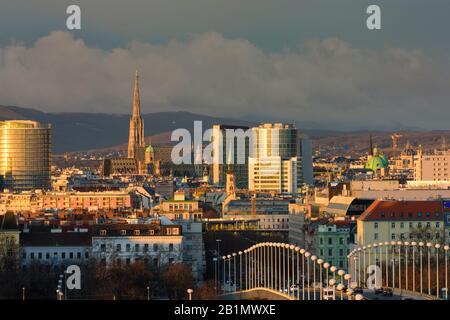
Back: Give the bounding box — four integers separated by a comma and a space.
358, 200, 443, 221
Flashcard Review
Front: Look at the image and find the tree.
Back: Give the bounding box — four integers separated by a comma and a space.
194, 280, 217, 300
163, 263, 194, 299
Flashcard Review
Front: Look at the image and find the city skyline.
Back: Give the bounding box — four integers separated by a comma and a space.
1, 1, 450, 130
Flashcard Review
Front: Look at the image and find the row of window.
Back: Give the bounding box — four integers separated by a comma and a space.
24, 251, 89, 260
319, 248, 348, 257
99, 243, 176, 252
373, 232, 441, 240
378, 212, 440, 218
319, 237, 349, 245
113, 243, 175, 252
374, 221, 440, 229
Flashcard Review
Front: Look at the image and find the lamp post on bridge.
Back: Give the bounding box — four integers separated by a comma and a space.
378, 242, 384, 288
404, 241, 410, 291
373, 243, 378, 288
397, 241, 402, 291
411, 242, 417, 292
305, 252, 311, 300
357, 248, 361, 287
289, 244, 295, 298
311, 255, 317, 300
222, 256, 226, 293
295, 247, 300, 300
385, 241, 390, 288
232, 252, 237, 292
323, 262, 330, 294
362, 246, 366, 288
330, 266, 337, 286
445, 245, 449, 300
300, 249, 306, 300
344, 274, 352, 300
419, 242, 424, 295
282, 244, 287, 295
435, 243, 441, 299
238, 251, 243, 292
427, 242, 432, 295
277, 243, 282, 292
317, 259, 324, 300
337, 269, 345, 300
227, 254, 232, 292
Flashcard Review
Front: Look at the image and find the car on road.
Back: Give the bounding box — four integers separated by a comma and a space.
374, 287, 384, 295
353, 287, 364, 294
382, 287, 393, 297
323, 288, 336, 300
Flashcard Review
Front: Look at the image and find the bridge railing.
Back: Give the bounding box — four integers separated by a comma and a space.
348, 241, 449, 300
220, 242, 360, 300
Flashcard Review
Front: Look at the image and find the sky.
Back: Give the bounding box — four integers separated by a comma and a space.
0, 0, 449, 130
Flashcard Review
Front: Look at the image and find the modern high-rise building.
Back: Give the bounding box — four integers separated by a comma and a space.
128, 71, 146, 174
0, 120, 51, 191
211, 124, 251, 189
248, 123, 313, 194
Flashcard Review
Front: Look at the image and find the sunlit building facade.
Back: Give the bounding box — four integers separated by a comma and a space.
0, 120, 51, 191
248, 123, 312, 194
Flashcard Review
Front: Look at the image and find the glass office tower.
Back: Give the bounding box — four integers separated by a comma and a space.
0, 120, 51, 191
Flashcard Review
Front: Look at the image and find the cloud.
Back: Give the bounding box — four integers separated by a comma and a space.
0, 31, 449, 129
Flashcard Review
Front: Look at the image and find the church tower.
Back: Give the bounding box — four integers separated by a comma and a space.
128, 71, 146, 174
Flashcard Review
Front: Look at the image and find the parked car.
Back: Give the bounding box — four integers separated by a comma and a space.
290, 285, 299, 293
382, 287, 393, 297
323, 288, 336, 300
374, 287, 384, 295
353, 287, 364, 294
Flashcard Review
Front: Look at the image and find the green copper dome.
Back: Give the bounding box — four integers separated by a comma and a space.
365, 147, 389, 171
145, 144, 154, 153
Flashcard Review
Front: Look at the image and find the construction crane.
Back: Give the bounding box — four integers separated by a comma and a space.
391, 133, 402, 150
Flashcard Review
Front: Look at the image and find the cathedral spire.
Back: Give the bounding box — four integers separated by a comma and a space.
132, 70, 141, 118
128, 71, 146, 173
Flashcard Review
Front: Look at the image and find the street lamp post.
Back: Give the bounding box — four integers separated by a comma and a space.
239, 251, 243, 292
323, 263, 330, 294
216, 239, 221, 292
227, 254, 232, 292
311, 255, 317, 300
427, 242, 432, 295
300, 249, 306, 300
222, 256, 226, 292
404, 242, 409, 291
397, 241, 402, 291
445, 245, 449, 300
384, 242, 390, 288
419, 242, 424, 295
290, 244, 295, 298
411, 242, 417, 292
435, 243, 441, 299
277, 243, 282, 291
378, 242, 384, 287
282, 244, 286, 294
187, 288, 193, 300
295, 247, 300, 300
232, 252, 237, 292
317, 259, 324, 300
305, 252, 311, 300
344, 274, 352, 300
362, 246, 366, 288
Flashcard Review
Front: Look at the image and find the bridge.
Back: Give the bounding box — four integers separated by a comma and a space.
348, 241, 449, 300
218, 241, 449, 300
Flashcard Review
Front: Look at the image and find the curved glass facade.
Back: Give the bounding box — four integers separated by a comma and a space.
0, 120, 51, 191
